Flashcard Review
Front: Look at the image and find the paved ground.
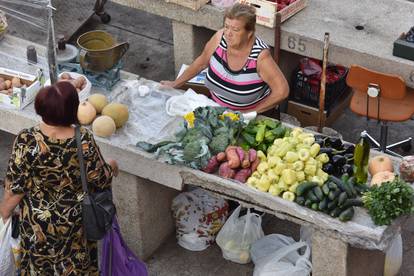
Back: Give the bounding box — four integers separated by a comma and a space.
1, 1, 414, 275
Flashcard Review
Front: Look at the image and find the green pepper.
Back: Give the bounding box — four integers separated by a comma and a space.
270, 126, 287, 139
264, 130, 276, 143
240, 141, 250, 151
242, 132, 256, 146
263, 119, 278, 129
255, 124, 266, 143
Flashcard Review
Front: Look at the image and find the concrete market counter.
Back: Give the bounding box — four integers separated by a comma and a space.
112, 0, 414, 89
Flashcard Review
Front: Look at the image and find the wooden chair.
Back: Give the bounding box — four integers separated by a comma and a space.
346, 64, 414, 157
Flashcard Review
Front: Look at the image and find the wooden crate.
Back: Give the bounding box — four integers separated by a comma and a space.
239, 0, 307, 28
287, 90, 352, 127
165, 0, 210, 10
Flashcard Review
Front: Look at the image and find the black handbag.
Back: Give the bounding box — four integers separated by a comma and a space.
75, 126, 116, 241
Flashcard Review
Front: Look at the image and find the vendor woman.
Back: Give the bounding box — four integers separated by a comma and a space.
161, 3, 289, 113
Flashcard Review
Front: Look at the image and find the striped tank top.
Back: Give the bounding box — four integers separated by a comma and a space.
205, 35, 271, 110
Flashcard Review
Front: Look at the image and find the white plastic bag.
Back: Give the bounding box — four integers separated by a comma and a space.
251, 234, 312, 276
165, 89, 219, 117
171, 188, 229, 251
0, 218, 15, 276
384, 233, 402, 276
216, 205, 264, 264
211, 0, 237, 8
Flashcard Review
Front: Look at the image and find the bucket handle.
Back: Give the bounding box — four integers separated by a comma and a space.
115, 42, 129, 60
79, 48, 90, 69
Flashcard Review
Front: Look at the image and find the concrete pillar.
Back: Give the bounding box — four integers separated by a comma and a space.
112, 171, 180, 260
171, 20, 214, 75
312, 230, 348, 276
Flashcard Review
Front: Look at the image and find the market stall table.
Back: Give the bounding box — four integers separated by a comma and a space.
0, 35, 407, 276
112, 0, 414, 89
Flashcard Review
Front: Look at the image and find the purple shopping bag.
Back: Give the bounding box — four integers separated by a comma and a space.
101, 217, 148, 276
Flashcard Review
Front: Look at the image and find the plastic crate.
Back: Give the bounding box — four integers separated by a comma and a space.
290, 63, 348, 111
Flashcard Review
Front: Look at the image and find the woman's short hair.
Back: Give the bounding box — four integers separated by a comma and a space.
35, 81, 79, 126
224, 3, 256, 32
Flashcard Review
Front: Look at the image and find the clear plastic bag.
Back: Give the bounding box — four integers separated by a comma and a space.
0, 218, 20, 276
216, 205, 264, 264
250, 234, 312, 276
171, 188, 229, 251
211, 0, 237, 8
384, 233, 402, 276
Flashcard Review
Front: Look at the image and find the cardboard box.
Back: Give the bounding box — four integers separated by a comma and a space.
0, 67, 42, 109
165, 0, 210, 10
176, 64, 211, 97
393, 33, 414, 62
287, 90, 352, 127
239, 0, 308, 28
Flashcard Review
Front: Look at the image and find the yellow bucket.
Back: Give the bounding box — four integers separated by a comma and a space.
77, 30, 129, 72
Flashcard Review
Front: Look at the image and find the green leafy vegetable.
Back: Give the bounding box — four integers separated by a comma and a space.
362, 178, 414, 225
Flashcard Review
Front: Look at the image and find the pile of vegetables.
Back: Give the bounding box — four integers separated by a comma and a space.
296, 174, 367, 222
362, 177, 414, 225
246, 127, 330, 201
314, 135, 355, 177
137, 106, 244, 169
239, 118, 287, 152
203, 146, 258, 183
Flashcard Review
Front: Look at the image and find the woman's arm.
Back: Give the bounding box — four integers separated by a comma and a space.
247, 49, 289, 113
0, 180, 24, 221
161, 30, 223, 88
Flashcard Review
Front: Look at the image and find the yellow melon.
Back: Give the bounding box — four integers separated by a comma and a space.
77, 101, 96, 125
88, 93, 108, 113
370, 171, 396, 186
92, 115, 116, 137
102, 103, 129, 128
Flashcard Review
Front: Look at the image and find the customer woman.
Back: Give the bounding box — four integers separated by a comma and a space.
161, 3, 289, 113
0, 81, 118, 275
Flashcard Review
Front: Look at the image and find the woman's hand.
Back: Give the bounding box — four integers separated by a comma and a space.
160, 80, 176, 88
107, 159, 119, 177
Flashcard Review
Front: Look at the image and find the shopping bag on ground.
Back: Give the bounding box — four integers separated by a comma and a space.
101, 217, 148, 276
250, 234, 312, 276
171, 188, 229, 251
216, 205, 264, 264
0, 218, 15, 276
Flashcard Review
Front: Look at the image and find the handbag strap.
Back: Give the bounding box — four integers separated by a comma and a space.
75, 125, 90, 195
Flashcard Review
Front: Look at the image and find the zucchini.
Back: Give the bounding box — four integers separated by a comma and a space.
313, 186, 324, 201
311, 202, 319, 211
338, 192, 348, 206
307, 190, 319, 203
330, 207, 342, 218
318, 197, 328, 211
327, 198, 338, 211
341, 198, 363, 209
296, 182, 319, 197
347, 181, 358, 197
322, 184, 330, 196
295, 196, 305, 206
339, 207, 355, 222
305, 199, 312, 208
328, 189, 341, 201
327, 182, 338, 191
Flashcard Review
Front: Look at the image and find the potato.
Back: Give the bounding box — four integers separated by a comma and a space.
0, 77, 4, 82
76, 88, 81, 93
60, 72, 71, 80
73, 78, 83, 89
4, 80, 11, 89
7, 88, 13, 95
0, 81, 5, 91
0, 90, 7, 95
11, 77, 22, 88
80, 83, 86, 90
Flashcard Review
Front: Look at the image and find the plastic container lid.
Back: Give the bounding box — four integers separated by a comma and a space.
56, 44, 79, 64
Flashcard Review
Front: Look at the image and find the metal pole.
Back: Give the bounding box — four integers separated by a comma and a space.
47, 1, 57, 84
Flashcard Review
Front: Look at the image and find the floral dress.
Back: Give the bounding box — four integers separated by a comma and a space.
5, 126, 113, 276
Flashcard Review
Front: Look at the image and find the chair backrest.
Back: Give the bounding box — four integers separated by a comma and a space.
346, 64, 406, 100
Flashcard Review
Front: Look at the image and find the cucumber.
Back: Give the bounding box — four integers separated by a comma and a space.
295, 196, 305, 206
306, 190, 319, 202
341, 198, 363, 209
311, 202, 319, 211
322, 184, 331, 196
339, 207, 355, 222
335, 179, 353, 197
328, 189, 341, 201
318, 197, 328, 211
296, 182, 319, 197
313, 186, 324, 201
327, 198, 338, 211
354, 183, 369, 195
338, 192, 348, 206
305, 199, 312, 208
330, 207, 342, 218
